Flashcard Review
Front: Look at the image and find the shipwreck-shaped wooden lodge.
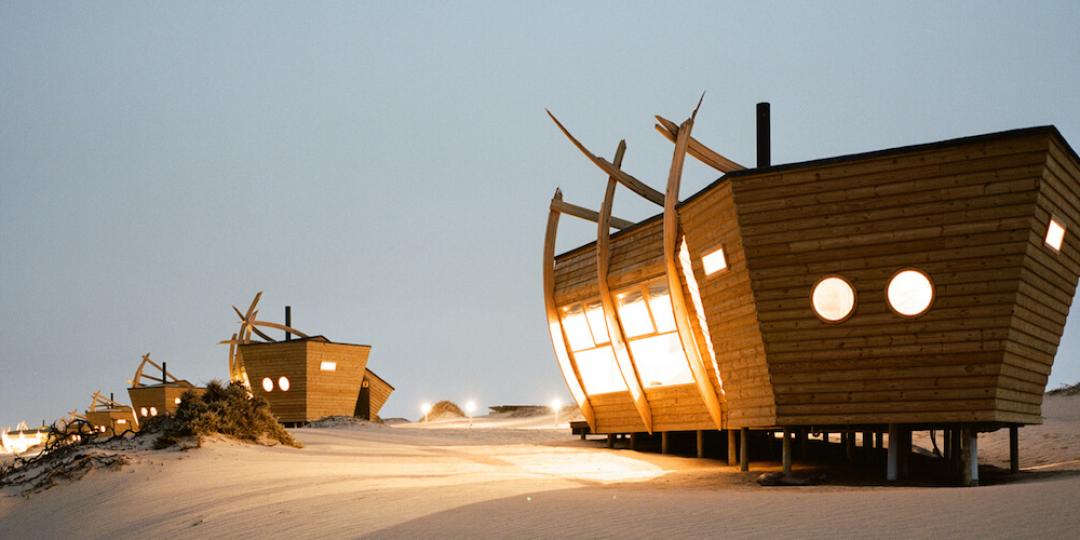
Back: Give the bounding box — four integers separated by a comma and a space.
127, 353, 205, 420
543, 102, 1080, 484
221, 292, 392, 425
84, 390, 139, 436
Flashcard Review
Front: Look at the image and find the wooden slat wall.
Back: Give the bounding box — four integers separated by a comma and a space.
730, 131, 1064, 426
1001, 137, 1080, 418
242, 341, 309, 423
681, 181, 774, 428
589, 391, 646, 433
553, 218, 665, 306
306, 341, 370, 421
364, 370, 394, 419
645, 383, 714, 431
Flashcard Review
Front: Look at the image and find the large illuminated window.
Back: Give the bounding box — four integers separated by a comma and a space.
1046, 217, 1066, 252
887, 268, 934, 317
560, 301, 627, 395
615, 280, 694, 388
811, 275, 857, 323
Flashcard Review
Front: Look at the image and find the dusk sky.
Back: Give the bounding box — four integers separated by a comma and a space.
3, 2, 1079, 426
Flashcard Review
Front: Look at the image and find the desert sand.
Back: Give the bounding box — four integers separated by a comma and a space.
2, 395, 1080, 539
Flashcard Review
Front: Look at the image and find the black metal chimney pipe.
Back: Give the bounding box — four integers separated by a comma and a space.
162, 361, 167, 384
756, 102, 771, 168
285, 305, 292, 341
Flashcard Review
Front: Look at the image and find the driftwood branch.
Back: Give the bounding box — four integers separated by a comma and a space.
655, 115, 745, 173
551, 199, 635, 229
546, 109, 665, 205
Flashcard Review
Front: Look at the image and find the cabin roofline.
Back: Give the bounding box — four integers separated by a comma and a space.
554, 125, 1077, 262
238, 335, 373, 349
364, 368, 395, 391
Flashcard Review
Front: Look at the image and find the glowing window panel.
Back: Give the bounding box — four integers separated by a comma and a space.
1046, 218, 1066, 252
561, 305, 595, 351
702, 247, 728, 276
584, 302, 610, 345
887, 269, 935, 317
647, 285, 677, 333
574, 346, 627, 394
140, 407, 148, 417
149, 407, 158, 416
261, 377, 273, 392
116, 419, 127, 425
278, 377, 291, 392
616, 290, 654, 338
811, 275, 857, 323
320, 361, 337, 372
174, 397, 181, 405
629, 333, 694, 387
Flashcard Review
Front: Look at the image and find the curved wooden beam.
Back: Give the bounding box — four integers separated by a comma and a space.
546, 109, 665, 206
251, 320, 309, 338
661, 114, 725, 430
544, 188, 596, 431
551, 199, 635, 230
655, 115, 745, 173
597, 140, 653, 434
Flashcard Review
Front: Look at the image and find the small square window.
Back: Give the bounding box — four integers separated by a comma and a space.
320, 361, 337, 372
1046, 217, 1066, 252
702, 247, 728, 276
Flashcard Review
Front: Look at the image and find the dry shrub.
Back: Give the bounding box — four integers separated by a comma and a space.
151, 381, 301, 448
426, 400, 465, 421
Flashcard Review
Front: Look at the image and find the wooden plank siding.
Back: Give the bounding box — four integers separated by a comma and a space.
548, 125, 1080, 431
363, 370, 395, 419
727, 128, 1080, 426
240, 339, 370, 423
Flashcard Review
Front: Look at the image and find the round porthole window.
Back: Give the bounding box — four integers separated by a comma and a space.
149, 407, 158, 417
811, 275, 857, 323
174, 397, 182, 405
262, 377, 274, 392
140, 407, 149, 417
887, 268, 935, 317
278, 377, 291, 392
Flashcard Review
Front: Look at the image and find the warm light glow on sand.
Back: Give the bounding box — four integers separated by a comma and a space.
812, 275, 856, 322
887, 269, 934, 317
1047, 217, 1067, 252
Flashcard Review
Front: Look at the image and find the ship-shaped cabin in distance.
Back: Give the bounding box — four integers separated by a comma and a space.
127, 353, 205, 421
543, 101, 1080, 485
222, 293, 394, 426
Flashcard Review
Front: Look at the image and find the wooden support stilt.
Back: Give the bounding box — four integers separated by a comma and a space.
875, 431, 883, 451
696, 430, 705, 458
797, 429, 808, 460
845, 431, 856, 464
821, 431, 829, 445
887, 424, 899, 481
959, 426, 979, 486
782, 428, 793, 475
727, 429, 737, 466
899, 429, 911, 480
740, 428, 749, 472
1009, 425, 1019, 474
661, 432, 670, 454
630, 432, 638, 451
607, 434, 615, 449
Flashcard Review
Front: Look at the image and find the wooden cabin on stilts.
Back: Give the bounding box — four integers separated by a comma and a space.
84, 391, 139, 436
220, 292, 393, 426
542, 99, 1080, 485
127, 353, 205, 421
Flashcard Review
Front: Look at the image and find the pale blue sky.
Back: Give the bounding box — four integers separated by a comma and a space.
2, 2, 1079, 426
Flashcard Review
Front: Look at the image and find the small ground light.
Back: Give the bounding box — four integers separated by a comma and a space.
465, 400, 477, 428
421, 402, 432, 423
550, 398, 562, 428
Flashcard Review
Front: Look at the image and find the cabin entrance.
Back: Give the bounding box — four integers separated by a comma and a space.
354, 381, 371, 420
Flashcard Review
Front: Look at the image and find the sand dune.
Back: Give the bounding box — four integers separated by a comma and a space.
2, 396, 1079, 539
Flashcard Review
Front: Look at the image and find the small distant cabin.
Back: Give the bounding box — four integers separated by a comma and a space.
84, 391, 139, 436
239, 336, 374, 424
355, 369, 395, 420
127, 354, 205, 421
